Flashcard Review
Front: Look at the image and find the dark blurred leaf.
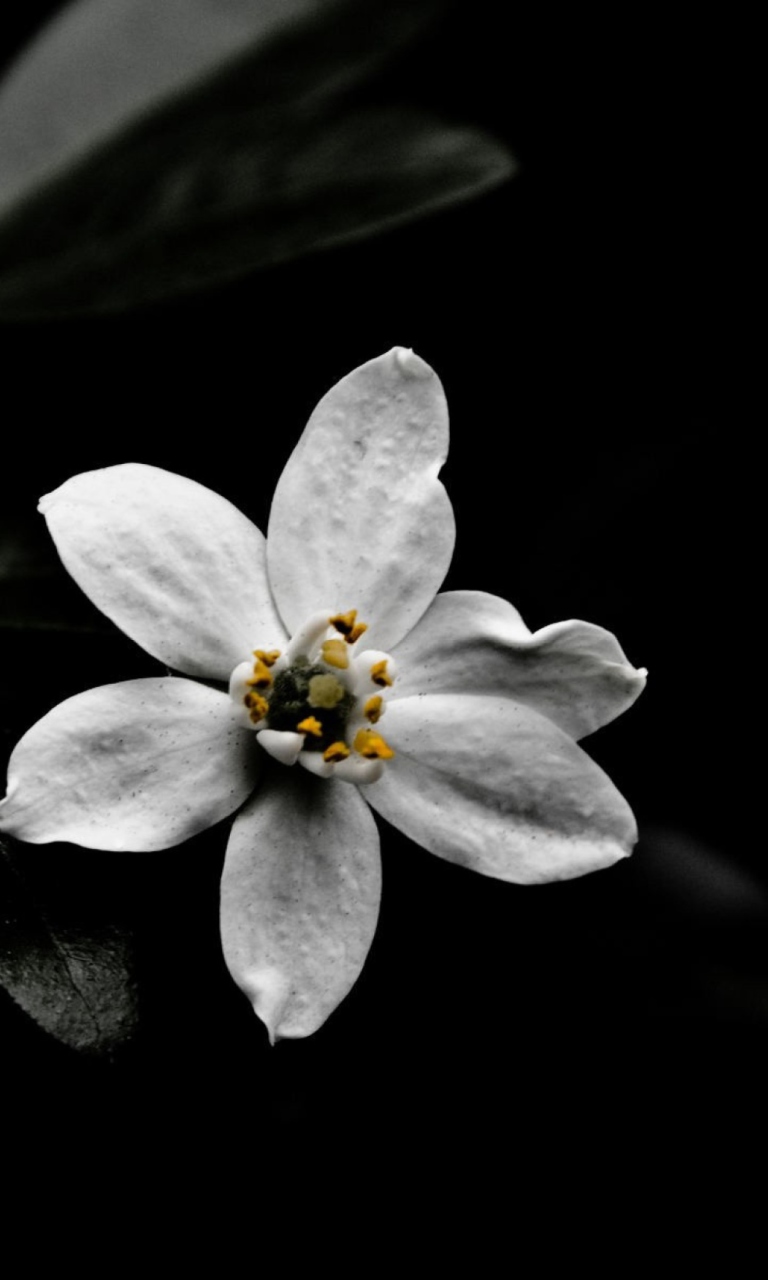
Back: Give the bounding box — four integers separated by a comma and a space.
0, 0, 329, 205
0, 836, 138, 1053
0, 0, 516, 316
635, 826, 768, 921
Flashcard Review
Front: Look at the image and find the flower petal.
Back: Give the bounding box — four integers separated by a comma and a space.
367, 694, 637, 884
0, 678, 260, 850
267, 347, 455, 651
391, 590, 647, 739
220, 766, 381, 1041
40, 464, 287, 679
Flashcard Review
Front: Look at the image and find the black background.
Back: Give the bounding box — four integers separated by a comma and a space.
0, 1, 758, 1220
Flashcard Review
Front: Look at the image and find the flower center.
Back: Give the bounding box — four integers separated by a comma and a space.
229, 610, 396, 784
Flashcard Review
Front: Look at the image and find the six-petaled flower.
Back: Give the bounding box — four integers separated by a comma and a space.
0, 348, 646, 1041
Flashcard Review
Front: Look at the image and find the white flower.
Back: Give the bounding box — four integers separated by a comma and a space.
0, 348, 646, 1041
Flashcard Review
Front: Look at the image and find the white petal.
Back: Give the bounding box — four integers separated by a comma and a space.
40, 464, 287, 680
367, 694, 638, 884
391, 590, 647, 739
267, 348, 455, 651
220, 767, 381, 1041
0, 678, 260, 850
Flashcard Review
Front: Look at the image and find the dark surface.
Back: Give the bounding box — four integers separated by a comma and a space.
0, 2, 757, 1205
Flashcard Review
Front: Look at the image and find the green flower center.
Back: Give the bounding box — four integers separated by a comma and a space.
229, 608, 397, 782
266, 660, 355, 751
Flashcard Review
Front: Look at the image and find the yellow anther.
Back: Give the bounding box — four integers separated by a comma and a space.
329, 611, 369, 645
253, 649, 281, 668
364, 695, 383, 724
323, 741, 351, 763
353, 728, 395, 760
346, 622, 368, 644
244, 692, 270, 723
329, 610, 359, 637
297, 716, 323, 738
308, 673, 345, 709
321, 639, 350, 670
370, 659, 393, 688
248, 657, 274, 690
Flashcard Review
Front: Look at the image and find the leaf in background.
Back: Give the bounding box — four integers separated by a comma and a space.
0, 0, 516, 316
0, 835, 138, 1054
0, 0, 327, 209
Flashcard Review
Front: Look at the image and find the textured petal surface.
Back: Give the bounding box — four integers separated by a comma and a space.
0, 678, 260, 850
392, 590, 647, 739
220, 765, 381, 1041
40, 464, 286, 679
367, 694, 637, 883
267, 347, 455, 651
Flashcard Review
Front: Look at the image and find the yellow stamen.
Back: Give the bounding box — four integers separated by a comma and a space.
248, 657, 273, 689
244, 692, 270, 723
321, 639, 349, 670
329, 610, 368, 645
308, 673, 345, 709
323, 741, 351, 763
370, 659, 393, 687
253, 648, 281, 668
297, 716, 323, 738
353, 728, 395, 760
329, 610, 358, 636
364, 695, 383, 724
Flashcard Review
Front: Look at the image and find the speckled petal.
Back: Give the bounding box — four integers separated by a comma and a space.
267, 347, 455, 651
220, 765, 381, 1041
391, 590, 647, 739
367, 694, 638, 884
0, 678, 261, 850
40, 463, 287, 679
